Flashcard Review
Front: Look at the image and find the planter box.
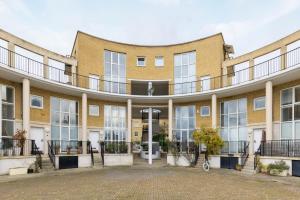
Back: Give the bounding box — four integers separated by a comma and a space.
269, 169, 288, 176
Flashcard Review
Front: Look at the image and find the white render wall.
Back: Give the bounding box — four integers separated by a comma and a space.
0, 156, 36, 175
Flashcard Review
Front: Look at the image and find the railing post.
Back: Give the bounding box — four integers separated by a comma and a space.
280, 46, 287, 70
8, 42, 15, 68
43, 56, 49, 79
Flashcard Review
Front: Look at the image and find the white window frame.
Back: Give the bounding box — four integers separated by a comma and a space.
253, 96, 266, 111
200, 106, 210, 117
200, 75, 211, 91
280, 86, 300, 140
155, 56, 164, 67
0, 85, 15, 138
137, 56, 146, 67
89, 74, 99, 90
30, 95, 44, 109
89, 105, 100, 116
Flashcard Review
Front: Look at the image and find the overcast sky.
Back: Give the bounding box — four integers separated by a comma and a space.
0, 0, 300, 56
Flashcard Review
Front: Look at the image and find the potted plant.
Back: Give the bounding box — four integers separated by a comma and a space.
13, 129, 26, 156
267, 160, 290, 176
257, 161, 268, 174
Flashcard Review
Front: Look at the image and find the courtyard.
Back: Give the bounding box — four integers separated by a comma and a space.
0, 165, 300, 200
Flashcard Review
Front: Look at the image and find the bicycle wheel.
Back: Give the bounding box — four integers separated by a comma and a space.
203, 162, 210, 172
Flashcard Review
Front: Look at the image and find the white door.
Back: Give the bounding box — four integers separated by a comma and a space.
253, 129, 263, 153
89, 131, 100, 152
31, 127, 44, 153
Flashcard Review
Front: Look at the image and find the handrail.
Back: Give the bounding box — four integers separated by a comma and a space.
31, 140, 42, 169
254, 144, 261, 170
90, 144, 94, 166
240, 141, 249, 167
0, 45, 300, 96
47, 141, 55, 168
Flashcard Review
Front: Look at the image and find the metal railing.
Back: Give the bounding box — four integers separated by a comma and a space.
102, 141, 130, 154
0, 45, 300, 96
0, 137, 34, 156
47, 141, 55, 167
254, 144, 261, 170
221, 141, 249, 154
240, 142, 249, 167
32, 141, 42, 169
260, 140, 300, 157
48, 140, 91, 155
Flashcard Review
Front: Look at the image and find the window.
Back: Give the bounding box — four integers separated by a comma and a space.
281, 86, 300, 139
232, 61, 249, 85
49, 59, 69, 83
134, 131, 138, 137
137, 57, 146, 67
0, 85, 14, 137
104, 50, 126, 94
51, 97, 79, 152
89, 105, 99, 116
220, 98, 247, 153
200, 106, 210, 117
174, 51, 196, 94
155, 56, 164, 67
201, 76, 211, 91
104, 105, 126, 142
174, 105, 195, 151
253, 97, 265, 111
89, 74, 99, 90
31, 95, 43, 109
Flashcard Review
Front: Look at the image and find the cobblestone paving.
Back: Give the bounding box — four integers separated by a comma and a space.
1, 166, 300, 200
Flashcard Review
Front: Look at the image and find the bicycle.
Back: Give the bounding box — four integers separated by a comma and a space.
202, 151, 210, 172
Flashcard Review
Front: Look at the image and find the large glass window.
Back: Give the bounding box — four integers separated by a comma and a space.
281, 86, 300, 139
174, 51, 196, 94
50, 97, 79, 143
174, 105, 195, 150
104, 50, 126, 94
0, 85, 14, 137
104, 105, 126, 142
220, 98, 247, 153
232, 61, 249, 85
49, 59, 69, 83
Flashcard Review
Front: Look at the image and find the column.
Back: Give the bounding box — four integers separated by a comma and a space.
82, 93, 87, 154
249, 59, 255, 80
266, 81, 273, 140
211, 94, 217, 128
43, 56, 49, 79
148, 107, 152, 165
22, 78, 30, 137
8, 42, 15, 68
222, 66, 227, 87
280, 46, 287, 70
127, 99, 132, 153
168, 99, 173, 141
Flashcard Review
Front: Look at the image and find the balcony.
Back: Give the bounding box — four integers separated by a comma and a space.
0, 45, 300, 97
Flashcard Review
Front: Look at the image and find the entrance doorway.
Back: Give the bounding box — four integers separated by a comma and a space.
30, 127, 44, 153
131, 105, 168, 166
253, 129, 264, 153
89, 131, 100, 152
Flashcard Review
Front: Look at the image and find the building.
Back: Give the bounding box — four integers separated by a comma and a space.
0, 28, 300, 175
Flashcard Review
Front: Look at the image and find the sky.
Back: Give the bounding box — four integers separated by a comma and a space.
0, 0, 300, 56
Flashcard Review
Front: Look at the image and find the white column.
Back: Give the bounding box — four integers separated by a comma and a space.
82, 93, 87, 154
43, 56, 49, 79
22, 79, 30, 138
148, 107, 152, 165
127, 99, 132, 153
211, 94, 217, 128
168, 99, 173, 141
266, 81, 273, 140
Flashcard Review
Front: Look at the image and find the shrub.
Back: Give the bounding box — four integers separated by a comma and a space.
267, 160, 289, 173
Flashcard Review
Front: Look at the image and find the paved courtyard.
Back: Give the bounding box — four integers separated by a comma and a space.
1, 165, 300, 200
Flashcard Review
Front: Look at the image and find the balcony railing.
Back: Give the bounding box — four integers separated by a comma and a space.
260, 140, 300, 157
0, 137, 37, 157
0, 45, 300, 96
102, 141, 130, 154
221, 141, 249, 154
48, 140, 91, 155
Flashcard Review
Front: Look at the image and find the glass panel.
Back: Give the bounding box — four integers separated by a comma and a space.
70, 127, 78, 140
2, 87, 13, 103
104, 50, 111, 63
221, 115, 228, 127
51, 112, 60, 124
188, 106, 195, 117
295, 122, 300, 139
119, 54, 125, 65
31, 96, 42, 107
189, 52, 196, 64
295, 104, 300, 120
174, 55, 181, 66
281, 122, 293, 139
61, 127, 69, 141
51, 125, 60, 140
238, 98, 247, 113
182, 54, 188, 65
61, 100, 69, 112
2, 120, 14, 137
228, 100, 237, 113
189, 118, 195, 129
238, 113, 247, 126
221, 102, 228, 114
281, 88, 293, 105
238, 127, 248, 141
295, 87, 300, 103
112, 52, 118, 63
229, 114, 237, 127
51, 98, 60, 111
282, 106, 293, 122
220, 128, 228, 141
254, 97, 265, 110
70, 114, 78, 125
61, 113, 70, 125
2, 104, 14, 119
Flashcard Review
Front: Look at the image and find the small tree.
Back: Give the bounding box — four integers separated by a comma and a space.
193, 127, 224, 155
13, 129, 26, 156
